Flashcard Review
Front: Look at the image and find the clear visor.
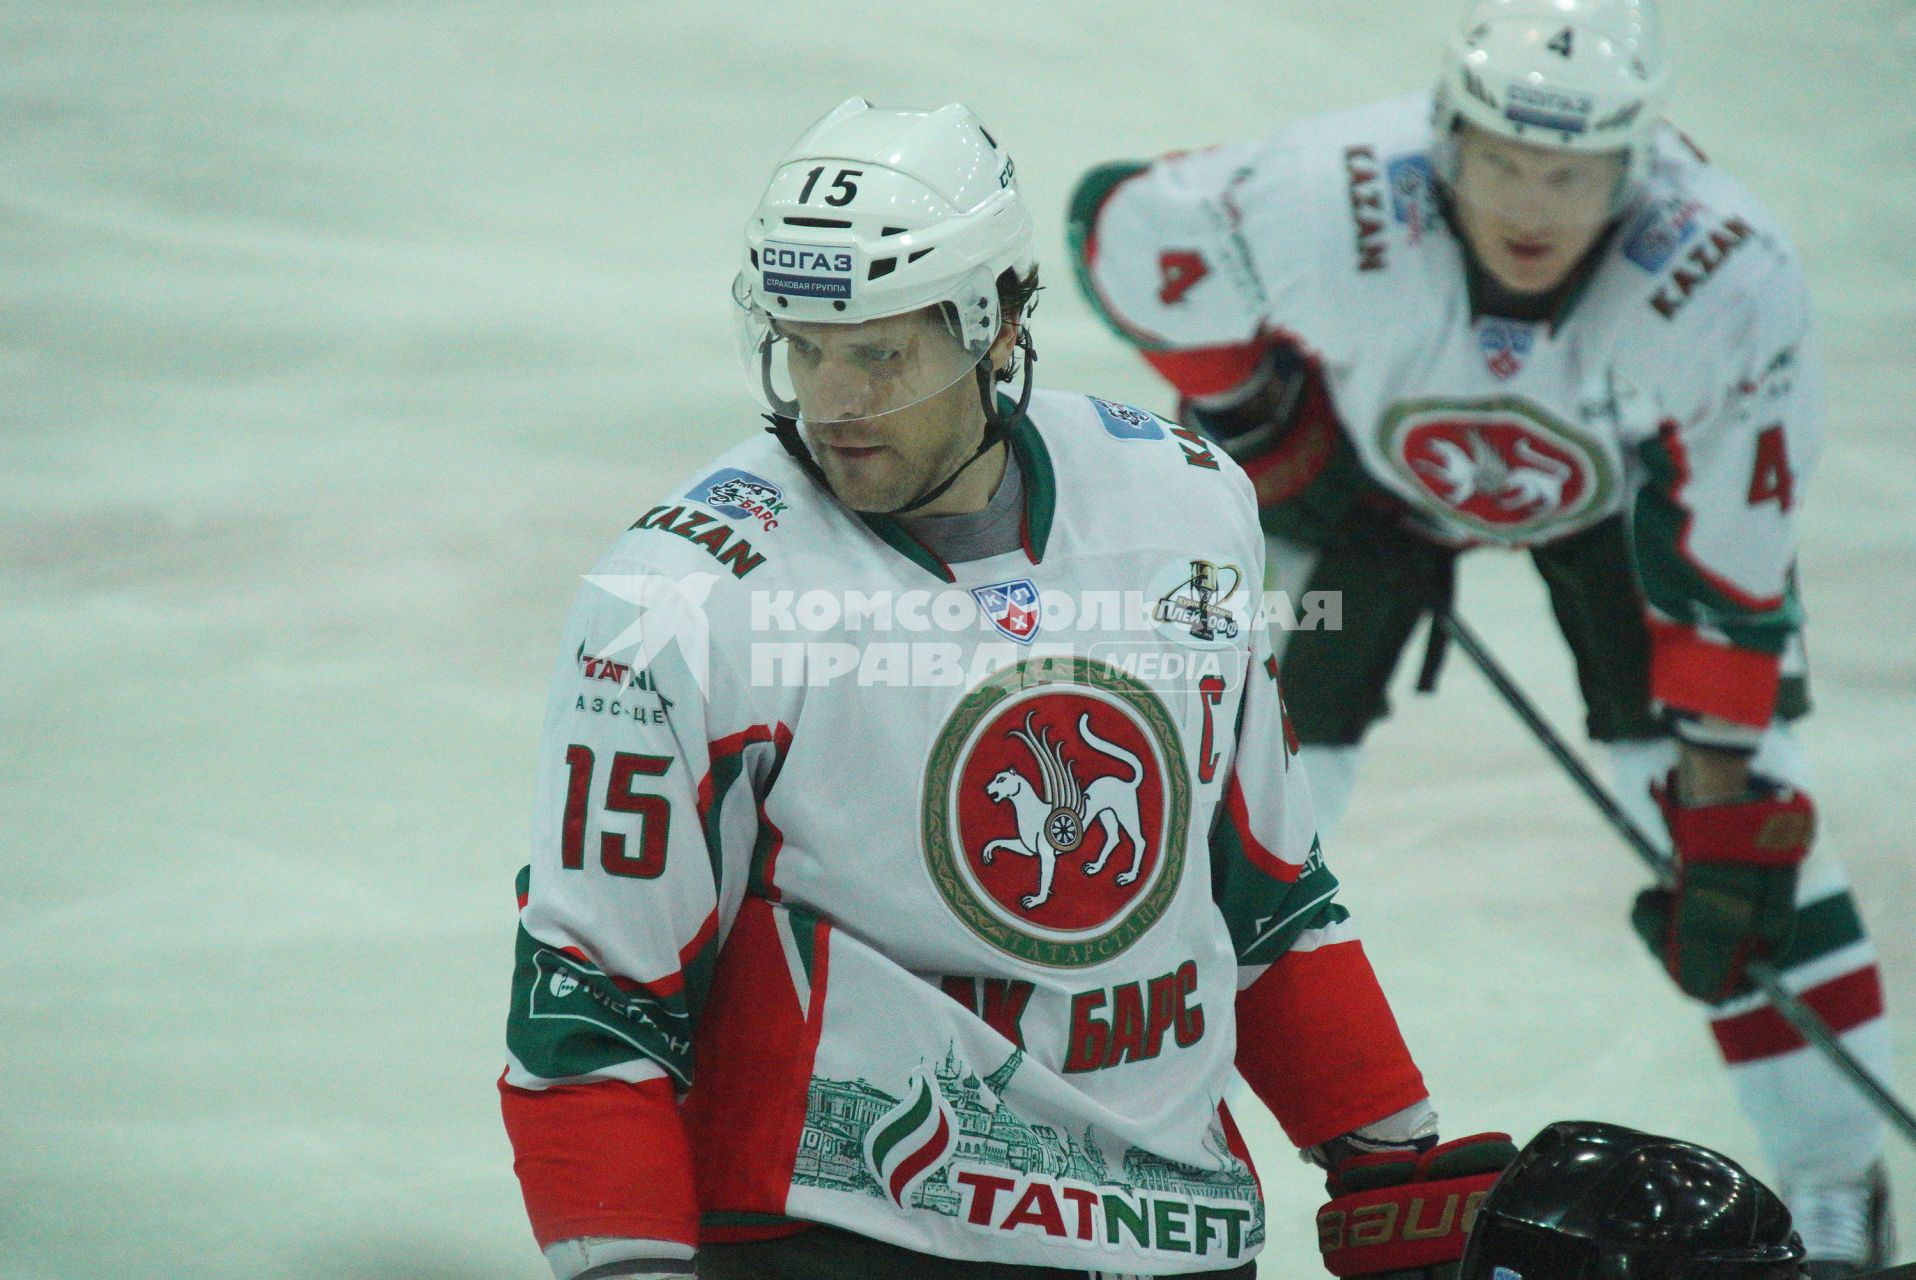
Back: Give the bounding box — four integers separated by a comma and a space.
1448, 132, 1631, 231
732, 276, 990, 426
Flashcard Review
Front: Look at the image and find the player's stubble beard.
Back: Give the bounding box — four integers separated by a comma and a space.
806, 374, 993, 516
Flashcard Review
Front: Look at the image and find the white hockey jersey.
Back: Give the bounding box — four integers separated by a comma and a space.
501, 391, 1429, 1273
1071, 92, 1820, 728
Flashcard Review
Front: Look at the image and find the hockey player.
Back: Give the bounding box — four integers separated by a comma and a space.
1068, 0, 1894, 1273
500, 98, 1512, 1280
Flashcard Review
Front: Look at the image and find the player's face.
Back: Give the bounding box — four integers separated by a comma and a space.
781, 309, 998, 514
1451, 126, 1626, 295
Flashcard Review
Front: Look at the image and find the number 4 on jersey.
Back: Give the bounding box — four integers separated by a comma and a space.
1747, 424, 1795, 511
1157, 250, 1209, 305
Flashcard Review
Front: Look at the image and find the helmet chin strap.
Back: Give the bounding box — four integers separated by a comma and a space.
762, 329, 1036, 519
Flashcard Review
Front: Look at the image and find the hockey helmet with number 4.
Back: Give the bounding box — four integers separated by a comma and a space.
1459, 1120, 1807, 1279
734, 97, 1035, 426
1434, 0, 1670, 211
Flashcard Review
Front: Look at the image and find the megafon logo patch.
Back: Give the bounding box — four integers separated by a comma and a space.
762, 239, 854, 300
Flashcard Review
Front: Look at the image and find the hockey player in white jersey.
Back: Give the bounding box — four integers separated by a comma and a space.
500, 99, 1518, 1280
1069, 1, 1894, 1273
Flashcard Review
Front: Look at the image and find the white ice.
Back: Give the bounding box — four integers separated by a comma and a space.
2, 4, 1911, 1277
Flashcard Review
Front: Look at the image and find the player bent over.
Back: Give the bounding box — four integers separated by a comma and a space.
1069, 2, 1894, 1271
500, 98, 1511, 1280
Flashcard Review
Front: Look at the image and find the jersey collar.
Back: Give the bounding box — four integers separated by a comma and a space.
857, 402, 1054, 583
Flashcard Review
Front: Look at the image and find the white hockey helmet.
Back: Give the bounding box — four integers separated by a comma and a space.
1434, 0, 1669, 204
734, 97, 1036, 426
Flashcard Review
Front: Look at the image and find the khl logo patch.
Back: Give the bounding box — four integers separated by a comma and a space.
971, 578, 1041, 644
1476, 318, 1536, 381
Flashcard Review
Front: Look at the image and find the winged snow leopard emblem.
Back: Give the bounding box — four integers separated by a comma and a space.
980, 711, 1148, 909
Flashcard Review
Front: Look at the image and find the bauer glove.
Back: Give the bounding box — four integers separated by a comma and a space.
1315, 1132, 1517, 1279
1631, 771, 1815, 1003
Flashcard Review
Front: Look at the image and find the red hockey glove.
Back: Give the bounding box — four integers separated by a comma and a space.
1316, 1133, 1517, 1279
1631, 772, 1814, 1003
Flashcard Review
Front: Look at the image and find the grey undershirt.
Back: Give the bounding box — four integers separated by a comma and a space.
896, 448, 1024, 564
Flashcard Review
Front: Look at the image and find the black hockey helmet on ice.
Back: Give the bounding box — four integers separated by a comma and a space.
1459, 1120, 1807, 1279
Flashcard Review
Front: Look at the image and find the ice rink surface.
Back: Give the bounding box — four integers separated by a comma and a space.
3, 3, 1912, 1276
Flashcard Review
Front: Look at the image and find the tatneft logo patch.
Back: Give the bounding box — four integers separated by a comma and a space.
762, 239, 854, 299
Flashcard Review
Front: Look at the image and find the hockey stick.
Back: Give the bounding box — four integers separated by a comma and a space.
1437, 610, 1916, 1151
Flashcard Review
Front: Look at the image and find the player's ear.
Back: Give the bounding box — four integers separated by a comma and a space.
989, 319, 1020, 377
